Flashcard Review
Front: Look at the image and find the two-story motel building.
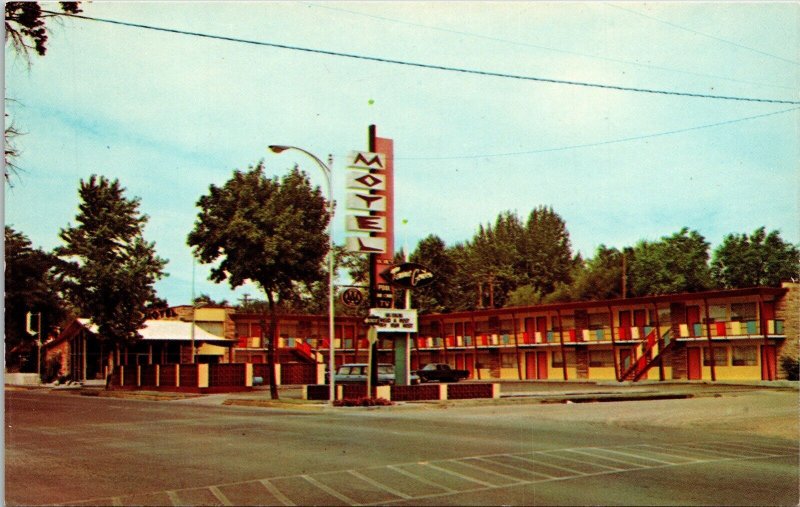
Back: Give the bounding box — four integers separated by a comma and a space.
230, 283, 797, 382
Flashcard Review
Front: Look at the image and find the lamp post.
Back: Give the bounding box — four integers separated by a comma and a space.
268, 145, 336, 404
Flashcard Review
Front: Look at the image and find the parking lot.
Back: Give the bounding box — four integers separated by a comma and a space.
5, 382, 799, 506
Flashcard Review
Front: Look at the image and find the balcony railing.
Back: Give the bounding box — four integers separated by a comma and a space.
230, 318, 785, 351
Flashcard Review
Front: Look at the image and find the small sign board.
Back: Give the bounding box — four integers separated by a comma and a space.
380, 262, 435, 289
367, 309, 418, 333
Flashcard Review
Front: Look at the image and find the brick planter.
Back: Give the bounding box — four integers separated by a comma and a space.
447, 383, 498, 399
390, 384, 442, 401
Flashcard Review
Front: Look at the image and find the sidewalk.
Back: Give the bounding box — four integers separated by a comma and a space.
45, 379, 796, 410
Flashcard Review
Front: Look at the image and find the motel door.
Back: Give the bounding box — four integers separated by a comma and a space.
536, 317, 547, 341
761, 345, 777, 381
525, 353, 536, 379
464, 353, 475, 378
619, 311, 632, 339
687, 348, 702, 380
686, 306, 701, 336
536, 351, 548, 379
525, 318, 536, 343
633, 309, 647, 332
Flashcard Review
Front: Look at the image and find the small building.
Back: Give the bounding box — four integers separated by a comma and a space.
44, 318, 236, 382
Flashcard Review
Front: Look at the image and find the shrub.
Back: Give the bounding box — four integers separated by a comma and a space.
780, 356, 799, 381
333, 397, 393, 407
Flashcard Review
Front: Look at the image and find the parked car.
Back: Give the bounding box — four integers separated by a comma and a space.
333, 363, 419, 385
416, 363, 470, 383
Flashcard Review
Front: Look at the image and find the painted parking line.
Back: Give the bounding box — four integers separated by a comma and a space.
393, 463, 485, 492
557, 449, 635, 470
302, 474, 358, 505
448, 458, 525, 485
535, 450, 618, 474
208, 486, 233, 506
348, 470, 413, 500
479, 454, 561, 479
385, 465, 457, 494
470, 456, 556, 480
61, 441, 799, 507
166, 491, 182, 506
422, 462, 498, 487
590, 447, 678, 465
258, 479, 295, 506
508, 454, 586, 479
627, 444, 703, 463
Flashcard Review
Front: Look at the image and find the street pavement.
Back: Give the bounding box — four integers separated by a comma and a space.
5, 382, 799, 506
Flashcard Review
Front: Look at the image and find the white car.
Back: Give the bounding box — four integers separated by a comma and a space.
333, 363, 419, 385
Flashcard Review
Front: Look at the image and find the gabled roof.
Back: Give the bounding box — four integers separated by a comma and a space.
75, 318, 233, 342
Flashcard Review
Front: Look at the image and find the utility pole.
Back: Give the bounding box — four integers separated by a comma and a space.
621, 253, 627, 299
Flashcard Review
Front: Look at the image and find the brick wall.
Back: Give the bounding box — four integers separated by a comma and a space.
775, 282, 799, 379
575, 348, 589, 379
671, 344, 688, 380
574, 309, 589, 331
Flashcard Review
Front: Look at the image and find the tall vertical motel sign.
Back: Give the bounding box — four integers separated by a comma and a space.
345, 126, 394, 308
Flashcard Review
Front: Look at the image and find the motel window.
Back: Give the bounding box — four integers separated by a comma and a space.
488, 317, 500, 332
552, 316, 575, 332
551, 351, 576, 368
589, 350, 614, 368
588, 313, 610, 330
703, 347, 728, 367
501, 353, 516, 368
708, 305, 727, 321
235, 323, 250, 338
500, 319, 513, 334
731, 303, 757, 322
648, 308, 671, 326
732, 346, 758, 366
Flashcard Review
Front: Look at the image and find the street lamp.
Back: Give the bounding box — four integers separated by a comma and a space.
268, 145, 336, 404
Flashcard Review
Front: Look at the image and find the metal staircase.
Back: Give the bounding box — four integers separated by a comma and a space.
619, 328, 673, 382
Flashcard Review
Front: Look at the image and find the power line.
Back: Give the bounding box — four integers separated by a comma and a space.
307, 2, 793, 91
606, 3, 800, 66
47, 10, 800, 106
395, 106, 800, 160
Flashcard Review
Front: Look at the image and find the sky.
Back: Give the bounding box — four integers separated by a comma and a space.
4, 1, 799, 306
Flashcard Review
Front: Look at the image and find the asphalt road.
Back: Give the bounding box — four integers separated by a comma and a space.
5, 387, 799, 506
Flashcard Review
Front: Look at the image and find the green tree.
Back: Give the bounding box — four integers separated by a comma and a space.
188, 162, 330, 399
628, 228, 711, 296
520, 206, 574, 296
409, 235, 456, 314
55, 176, 168, 348
5, 226, 66, 371
506, 284, 543, 307
711, 227, 799, 288
467, 212, 525, 308
570, 245, 624, 301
